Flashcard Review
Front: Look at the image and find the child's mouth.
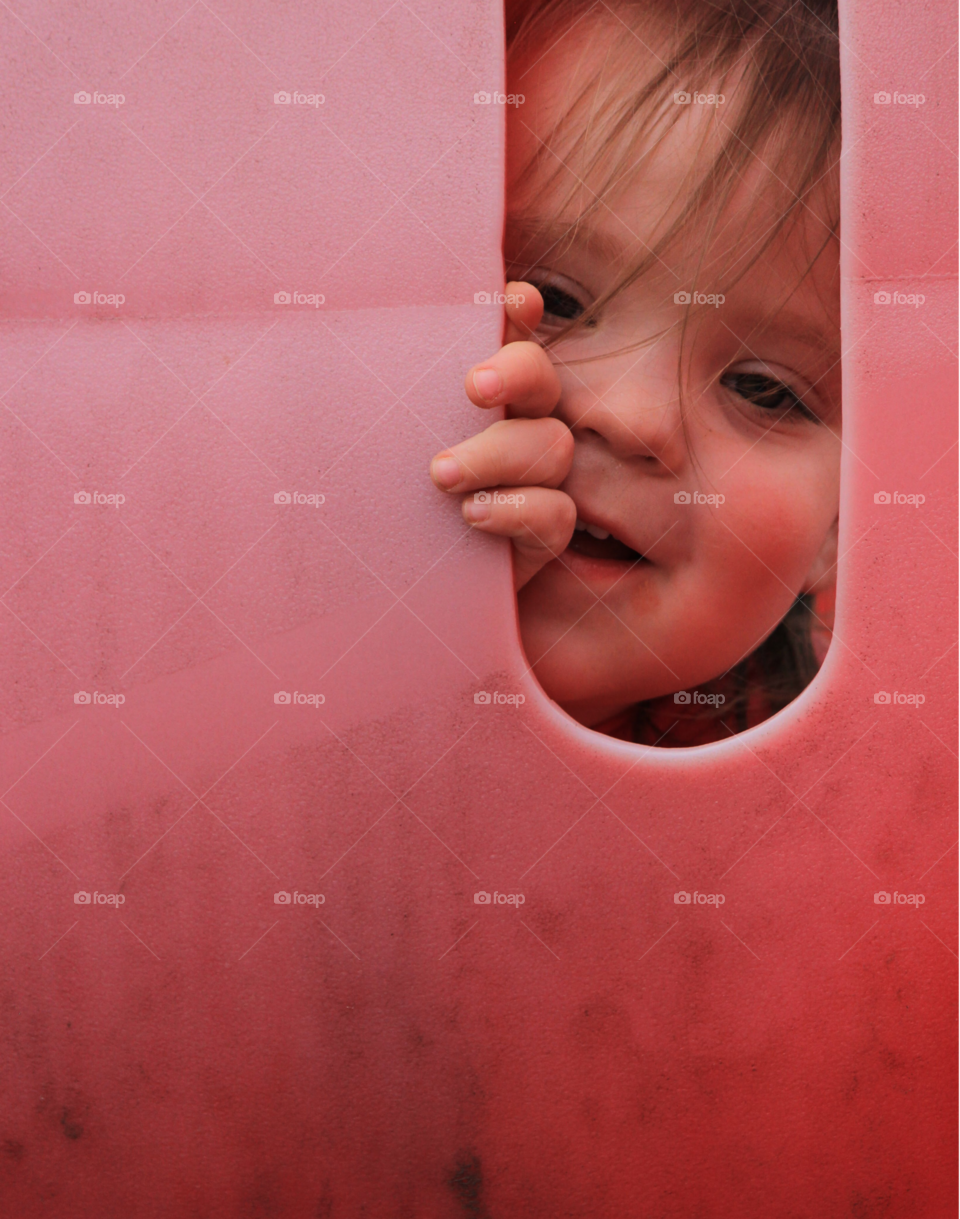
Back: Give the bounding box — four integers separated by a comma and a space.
566, 518, 646, 564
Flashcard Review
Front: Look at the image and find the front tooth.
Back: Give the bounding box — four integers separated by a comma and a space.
575, 518, 587, 532
585, 524, 610, 540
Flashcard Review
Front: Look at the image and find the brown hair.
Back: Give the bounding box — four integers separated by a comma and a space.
505, 0, 841, 743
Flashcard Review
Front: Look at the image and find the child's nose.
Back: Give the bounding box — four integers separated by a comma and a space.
558, 376, 686, 475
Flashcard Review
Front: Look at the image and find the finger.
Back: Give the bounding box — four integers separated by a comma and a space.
461, 485, 577, 590
502, 281, 543, 343
430, 417, 573, 494
464, 340, 560, 417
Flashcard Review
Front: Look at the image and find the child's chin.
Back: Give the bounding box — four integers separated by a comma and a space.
517, 579, 676, 710
517, 609, 631, 703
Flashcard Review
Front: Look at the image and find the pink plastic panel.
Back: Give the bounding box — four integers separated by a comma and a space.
0, 0, 954, 1215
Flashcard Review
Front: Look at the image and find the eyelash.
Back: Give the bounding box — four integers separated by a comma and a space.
538, 283, 586, 323
720, 371, 819, 422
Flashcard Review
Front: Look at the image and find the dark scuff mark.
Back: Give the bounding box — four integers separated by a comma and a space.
449, 1153, 488, 1217
1, 1139, 24, 1161
60, 1109, 83, 1140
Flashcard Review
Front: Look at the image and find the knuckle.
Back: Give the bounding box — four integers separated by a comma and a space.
536, 421, 574, 481
506, 341, 549, 385
488, 435, 513, 486
547, 419, 574, 460
520, 489, 574, 545
451, 440, 486, 485
527, 345, 555, 385
486, 419, 534, 481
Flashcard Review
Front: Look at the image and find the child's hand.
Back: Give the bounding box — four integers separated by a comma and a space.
429, 283, 575, 590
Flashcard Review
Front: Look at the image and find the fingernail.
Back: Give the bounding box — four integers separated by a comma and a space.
463, 498, 491, 522
431, 455, 462, 488
472, 368, 502, 402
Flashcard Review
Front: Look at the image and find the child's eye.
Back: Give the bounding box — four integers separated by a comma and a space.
720, 367, 818, 422
539, 282, 585, 321
509, 266, 594, 330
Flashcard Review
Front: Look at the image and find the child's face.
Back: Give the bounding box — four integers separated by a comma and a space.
506, 20, 842, 728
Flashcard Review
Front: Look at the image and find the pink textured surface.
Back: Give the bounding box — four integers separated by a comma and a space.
0, 1, 955, 1215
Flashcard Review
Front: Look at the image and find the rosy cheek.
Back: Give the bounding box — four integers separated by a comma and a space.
715, 489, 821, 588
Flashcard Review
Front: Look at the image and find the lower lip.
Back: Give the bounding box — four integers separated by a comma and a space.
558, 545, 652, 588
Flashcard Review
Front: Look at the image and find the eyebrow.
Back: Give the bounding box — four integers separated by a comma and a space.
505, 215, 632, 269
748, 309, 842, 360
